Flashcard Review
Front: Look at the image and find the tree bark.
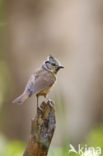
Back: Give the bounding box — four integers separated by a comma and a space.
23, 100, 56, 156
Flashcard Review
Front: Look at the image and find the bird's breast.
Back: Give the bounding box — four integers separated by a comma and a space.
38, 81, 56, 96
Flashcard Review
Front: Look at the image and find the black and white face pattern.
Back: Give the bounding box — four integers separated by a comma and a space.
43, 55, 64, 74
48, 55, 60, 66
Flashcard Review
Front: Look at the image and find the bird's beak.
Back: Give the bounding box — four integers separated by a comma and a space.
58, 65, 64, 69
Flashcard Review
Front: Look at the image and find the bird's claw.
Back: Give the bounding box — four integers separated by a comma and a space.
48, 99, 54, 108
37, 105, 43, 112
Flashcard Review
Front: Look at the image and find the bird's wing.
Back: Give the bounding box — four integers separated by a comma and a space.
24, 72, 55, 97
33, 73, 55, 95
24, 74, 35, 96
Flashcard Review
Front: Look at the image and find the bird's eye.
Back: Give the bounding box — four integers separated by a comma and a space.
52, 63, 56, 66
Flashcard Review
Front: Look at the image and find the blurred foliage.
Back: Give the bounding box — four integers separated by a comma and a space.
48, 146, 80, 156
0, 0, 11, 108
87, 125, 103, 146
0, 61, 12, 108
0, 0, 4, 22
2, 141, 25, 156
0, 137, 25, 156
0, 125, 103, 156
86, 125, 103, 156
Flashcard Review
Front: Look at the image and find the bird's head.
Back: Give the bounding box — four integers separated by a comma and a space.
43, 55, 64, 74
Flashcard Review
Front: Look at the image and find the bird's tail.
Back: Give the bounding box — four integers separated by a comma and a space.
12, 92, 29, 104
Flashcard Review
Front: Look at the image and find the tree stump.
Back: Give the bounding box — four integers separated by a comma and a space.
23, 100, 56, 156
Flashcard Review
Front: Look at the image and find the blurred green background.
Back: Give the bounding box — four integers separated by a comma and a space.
0, 0, 103, 155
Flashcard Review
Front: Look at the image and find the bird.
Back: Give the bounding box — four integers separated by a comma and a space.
12, 55, 64, 109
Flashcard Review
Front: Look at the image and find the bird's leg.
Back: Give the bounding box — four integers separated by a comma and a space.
37, 95, 39, 109
36, 95, 42, 112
